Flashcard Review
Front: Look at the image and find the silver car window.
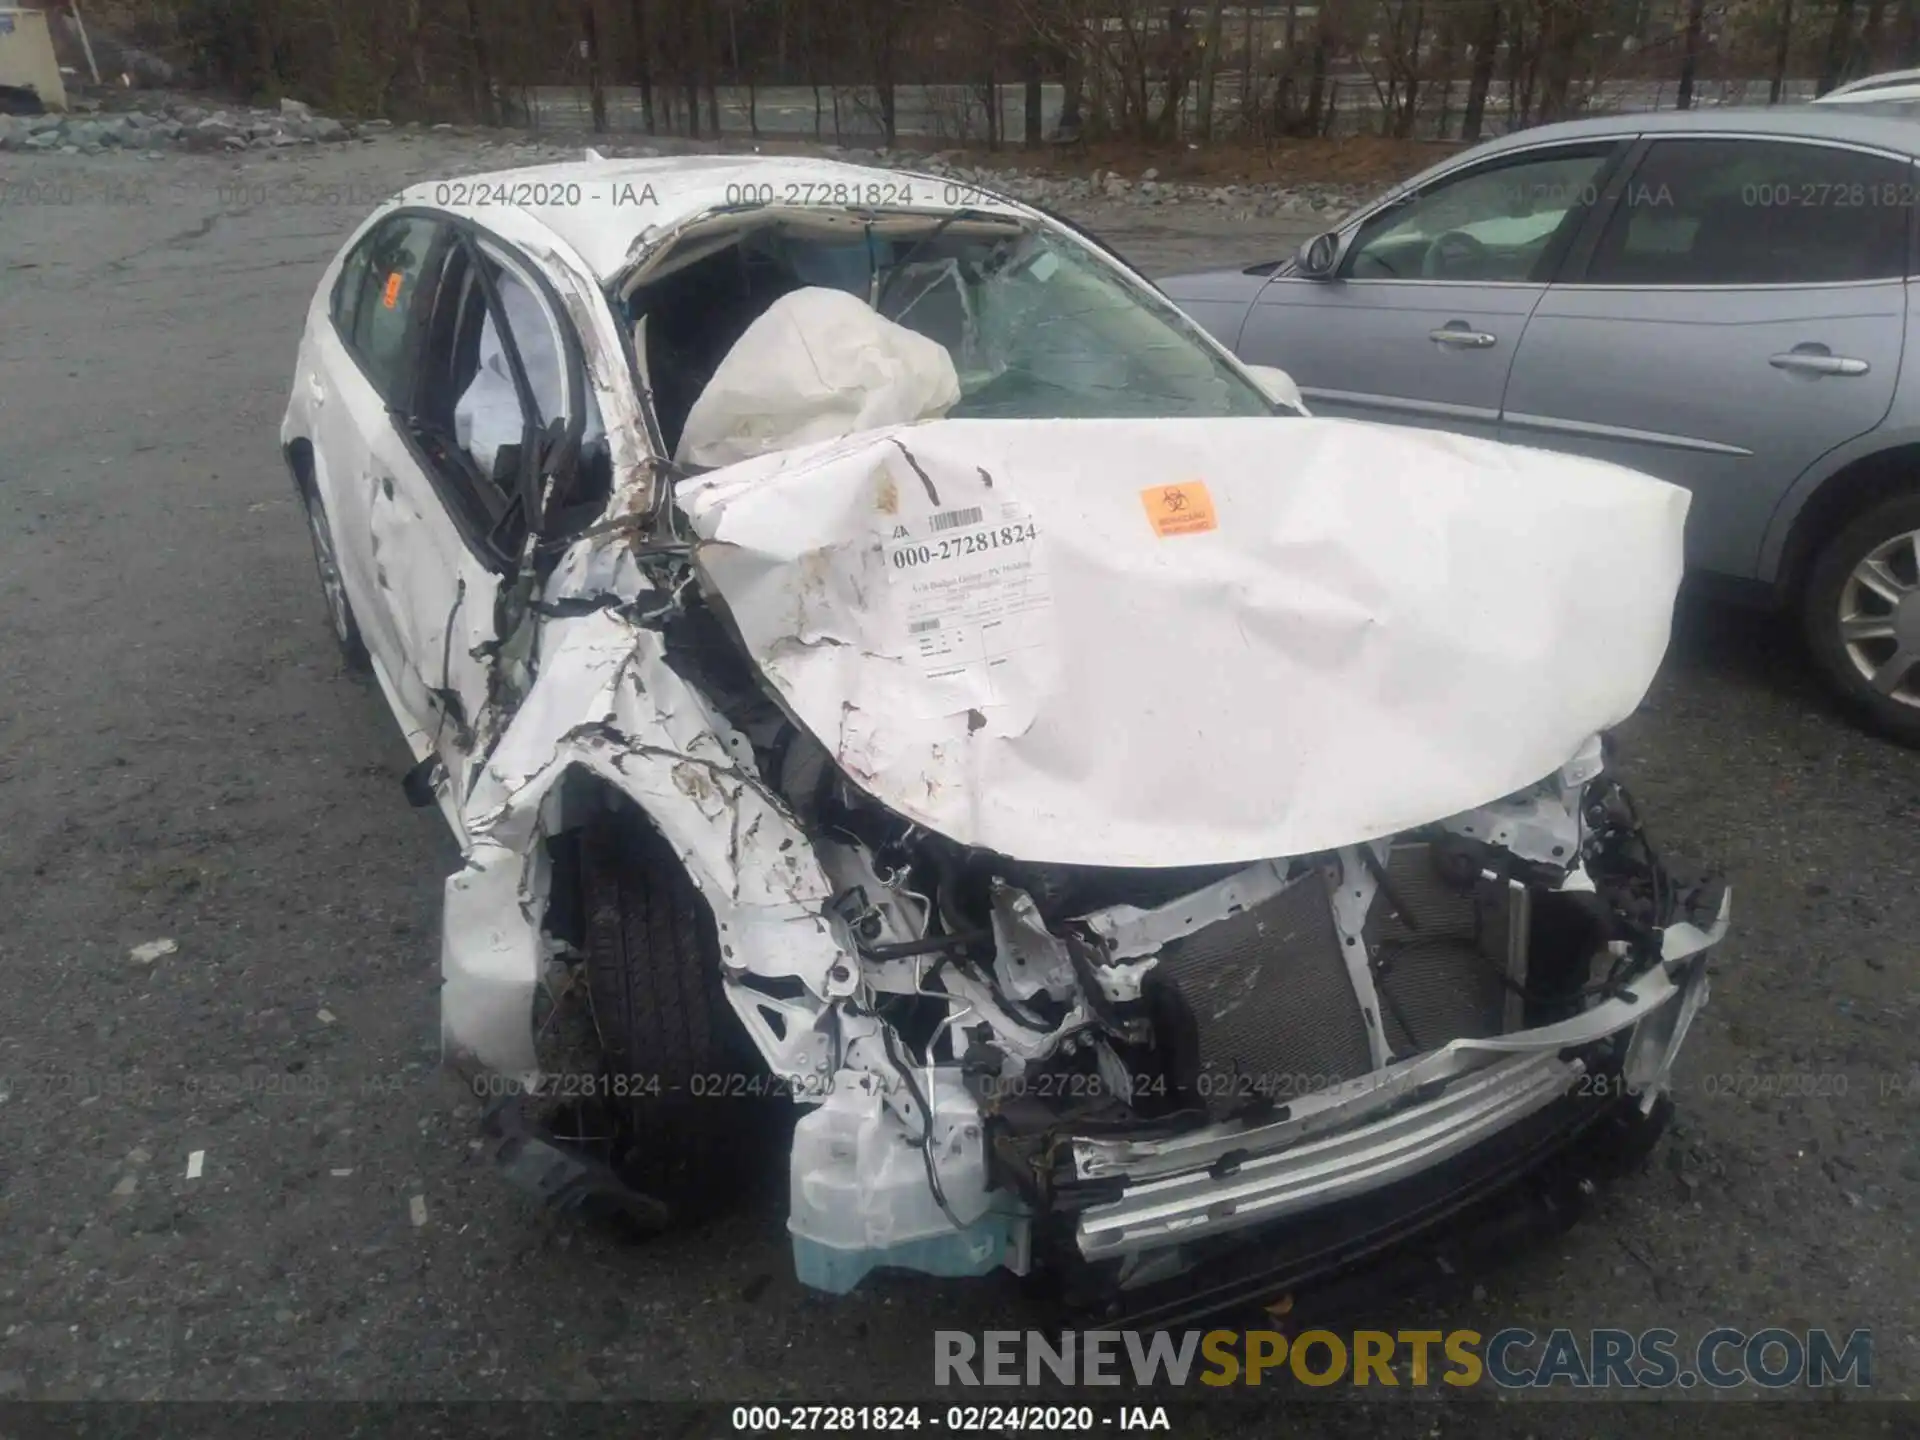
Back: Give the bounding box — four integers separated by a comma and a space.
1584, 138, 1911, 286
1345, 147, 1614, 282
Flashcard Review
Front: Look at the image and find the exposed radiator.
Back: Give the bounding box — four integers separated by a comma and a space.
1365, 842, 1515, 1059
1152, 873, 1374, 1116
1148, 845, 1527, 1117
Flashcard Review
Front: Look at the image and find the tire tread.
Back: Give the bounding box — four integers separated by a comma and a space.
580, 810, 747, 1214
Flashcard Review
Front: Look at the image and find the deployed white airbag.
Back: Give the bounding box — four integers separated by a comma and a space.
680, 417, 1689, 868
675, 287, 962, 470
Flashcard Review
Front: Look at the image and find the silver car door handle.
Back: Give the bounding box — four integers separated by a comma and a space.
1430, 327, 1498, 348
1769, 351, 1870, 377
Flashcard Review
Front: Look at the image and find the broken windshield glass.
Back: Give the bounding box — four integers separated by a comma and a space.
875, 228, 1275, 421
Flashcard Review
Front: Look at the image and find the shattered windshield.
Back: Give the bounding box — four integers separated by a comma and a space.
874, 226, 1275, 421
626, 215, 1280, 461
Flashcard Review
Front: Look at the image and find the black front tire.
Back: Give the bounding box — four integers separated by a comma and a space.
579, 807, 762, 1219
1801, 491, 1920, 747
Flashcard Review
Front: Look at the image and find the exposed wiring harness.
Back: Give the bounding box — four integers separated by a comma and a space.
879, 1025, 967, 1233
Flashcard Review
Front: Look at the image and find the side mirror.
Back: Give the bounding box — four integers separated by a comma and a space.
1296, 230, 1342, 279
1243, 364, 1310, 415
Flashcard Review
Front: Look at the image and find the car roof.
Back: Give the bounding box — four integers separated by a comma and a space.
392, 152, 1027, 283
1822, 87, 1920, 107
1460, 103, 1920, 160
1823, 66, 1920, 98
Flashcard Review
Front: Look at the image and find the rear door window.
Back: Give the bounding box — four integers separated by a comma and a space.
333, 215, 444, 401
1582, 138, 1911, 285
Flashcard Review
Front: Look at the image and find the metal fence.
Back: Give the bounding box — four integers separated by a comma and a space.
521, 74, 1827, 147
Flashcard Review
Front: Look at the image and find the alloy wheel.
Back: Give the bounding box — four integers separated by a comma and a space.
303, 491, 353, 648
1837, 526, 1920, 709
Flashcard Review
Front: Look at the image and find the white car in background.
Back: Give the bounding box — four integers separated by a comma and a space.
280, 153, 1727, 1317
1815, 68, 1920, 106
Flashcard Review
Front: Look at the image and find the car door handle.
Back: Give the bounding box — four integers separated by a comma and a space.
1769, 347, 1870, 377
1430, 326, 1498, 349
306, 374, 326, 405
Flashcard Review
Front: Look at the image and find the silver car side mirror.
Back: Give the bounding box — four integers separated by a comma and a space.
1296, 230, 1341, 280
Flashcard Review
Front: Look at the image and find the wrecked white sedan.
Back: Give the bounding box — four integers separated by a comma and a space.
281, 153, 1728, 1318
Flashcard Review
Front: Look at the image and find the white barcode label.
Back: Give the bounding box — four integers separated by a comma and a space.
929, 506, 983, 533
909, 618, 941, 634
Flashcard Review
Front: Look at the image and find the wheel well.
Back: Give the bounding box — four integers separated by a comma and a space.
1777, 444, 1920, 602
537, 769, 816, 1004
285, 437, 316, 499
538, 769, 702, 953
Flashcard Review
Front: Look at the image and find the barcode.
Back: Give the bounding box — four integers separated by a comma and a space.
909, 619, 941, 634
929, 507, 983, 533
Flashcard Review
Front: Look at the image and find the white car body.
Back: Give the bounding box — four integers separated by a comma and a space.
281, 153, 1728, 1305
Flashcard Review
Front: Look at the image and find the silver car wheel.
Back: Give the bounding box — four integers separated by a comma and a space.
1838, 526, 1920, 708
303, 490, 353, 647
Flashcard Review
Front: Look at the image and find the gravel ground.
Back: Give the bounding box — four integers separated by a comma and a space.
1, 125, 1917, 1430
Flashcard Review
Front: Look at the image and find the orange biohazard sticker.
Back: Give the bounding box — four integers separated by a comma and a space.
1141, 480, 1217, 537
381, 271, 404, 309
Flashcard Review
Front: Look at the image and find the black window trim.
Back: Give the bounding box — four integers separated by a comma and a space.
329, 205, 590, 576
1331, 136, 1634, 285
1556, 132, 1920, 289
399, 236, 531, 569
329, 238, 373, 351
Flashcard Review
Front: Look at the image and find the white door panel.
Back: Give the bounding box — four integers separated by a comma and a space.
365, 426, 502, 805
309, 324, 416, 697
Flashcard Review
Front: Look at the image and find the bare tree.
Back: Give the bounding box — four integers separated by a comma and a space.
1770, 0, 1794, 101
679, 0, 700, 135
465, 0, 497, 123
1158, 4, 1194, 140
1534, 0, 1585, 122
1301, 0, 1335, 136
703, 0, 721, 134
627, 0, 656, 131
978, 0, 1003, 148
580, 0, 607, 131
1462, 0, 1501, 140
1194, 0, 1225, 140
1024, 35, 1044, 146
860, 0, 900, 145
1505, 1, 1532, 126
1819, 0, 1859, 91
1676, 0, 1706, 107
1898, 0, 1920, 63
1377, 0, 1428, 137
1858, 0, 1889, 72
115, 0, 1859, 146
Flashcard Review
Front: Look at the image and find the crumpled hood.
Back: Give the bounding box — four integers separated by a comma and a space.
677, 417, 1688, 867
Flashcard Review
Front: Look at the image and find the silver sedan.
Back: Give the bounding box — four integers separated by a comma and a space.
1162, 105, 1920, 746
